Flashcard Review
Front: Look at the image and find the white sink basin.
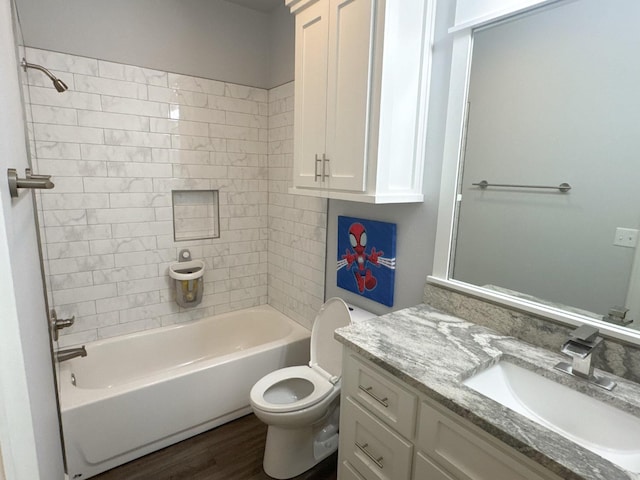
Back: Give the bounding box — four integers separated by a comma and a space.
463, 361, 640, 473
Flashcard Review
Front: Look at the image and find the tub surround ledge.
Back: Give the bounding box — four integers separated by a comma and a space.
335, 304, 640, 480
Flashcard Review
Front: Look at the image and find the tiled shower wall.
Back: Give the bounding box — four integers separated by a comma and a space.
22, 47, 326, 346
267, 83, 327, 330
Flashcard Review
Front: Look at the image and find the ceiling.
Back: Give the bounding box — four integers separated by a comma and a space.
225, 0, 283, 13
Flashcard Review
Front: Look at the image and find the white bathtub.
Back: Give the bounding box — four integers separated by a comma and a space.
59, 305, 311, 479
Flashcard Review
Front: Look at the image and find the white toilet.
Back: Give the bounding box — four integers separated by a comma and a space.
250, 298, 375, 479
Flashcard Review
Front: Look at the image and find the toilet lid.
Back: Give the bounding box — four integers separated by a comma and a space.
310, 297, 352, 381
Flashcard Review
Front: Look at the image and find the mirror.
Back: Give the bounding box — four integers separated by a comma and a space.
446, 0, 640, 333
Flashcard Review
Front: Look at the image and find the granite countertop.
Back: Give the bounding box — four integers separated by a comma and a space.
335, 303, 640, 480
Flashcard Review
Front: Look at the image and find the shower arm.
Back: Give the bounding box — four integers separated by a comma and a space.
20, 58, 68, 92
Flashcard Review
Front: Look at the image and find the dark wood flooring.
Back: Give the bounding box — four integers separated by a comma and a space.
92, 414, 338, 480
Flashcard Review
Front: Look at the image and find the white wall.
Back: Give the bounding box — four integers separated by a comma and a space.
268, 5, 295, 88
452, 0, 640, 315
0, 1, 64, 478
15, 0, 294, 89
324, 0, 455, 315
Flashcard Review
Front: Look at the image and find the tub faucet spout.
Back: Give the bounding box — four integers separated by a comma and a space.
56, 346, 87, 363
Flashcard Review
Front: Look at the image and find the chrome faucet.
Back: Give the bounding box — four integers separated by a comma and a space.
56, 346, 87, 363
554, 325, 616, 391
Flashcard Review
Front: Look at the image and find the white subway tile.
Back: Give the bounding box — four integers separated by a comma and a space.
43, 209, 87, 227
109, 192, 171, 208
96, 291, 160, 314
107, 162, 172, 178
98, 60, 168, 86
102, 95, 168, 118
30, 105, 78, 126
227, 139, 267, 155
113, 249, 175, 267
50, 271, 94, 291
226, 111, 268, 129
150, 118, 208, 137
81, 144, 152, 163
148, 86, 208, 107
47, 241, 91, 260
78, 111, 150, 131
34, 141, 82, 160
224, 83, 268, 102
90, 236, 157, 255
34, 124, 104, 145
38, 176, 84, 193
48, 254, 115, 275
44, 224, 111, 243
93, 264, 159, 285
74, 74, 148, 99
104, 129, 171, 148
168, 73, 224, 95
151, 148, 210, 165
117, 277, 171, 296
169, 104, 225, 124
83, 177, 153, 193
111, 221, 173, 238
28, 86, 101, 110
53, 283, 117, 305
172, 164, 228, 179
37, 159, 107, 177
209, 124, 259, 141
152, 178, 211, 191
208, 94, 260, 115
170, 134, 225, 151
87, 207, 156, 224
40, 193, 109, 210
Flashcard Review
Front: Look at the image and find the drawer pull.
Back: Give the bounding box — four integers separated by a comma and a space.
358, 385, 389, 408
355, 442, 384, 469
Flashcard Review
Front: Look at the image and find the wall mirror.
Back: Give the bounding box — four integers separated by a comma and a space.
430, 0, 640, 343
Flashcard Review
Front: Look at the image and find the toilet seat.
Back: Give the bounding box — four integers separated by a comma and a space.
250, 365, 335, 413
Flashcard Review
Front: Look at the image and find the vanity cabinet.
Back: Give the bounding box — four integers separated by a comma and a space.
338, 350, 563, 480
285, 0, 435, 203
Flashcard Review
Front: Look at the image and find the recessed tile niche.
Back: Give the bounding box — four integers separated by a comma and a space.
172, 190, 220, 241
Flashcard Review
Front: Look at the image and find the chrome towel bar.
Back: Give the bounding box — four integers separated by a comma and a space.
472, 180, 571, 193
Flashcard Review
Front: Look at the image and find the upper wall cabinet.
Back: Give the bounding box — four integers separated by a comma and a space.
285, 0, 436, 203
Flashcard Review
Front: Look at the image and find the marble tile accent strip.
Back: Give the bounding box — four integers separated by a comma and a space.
423, 282, 640, 384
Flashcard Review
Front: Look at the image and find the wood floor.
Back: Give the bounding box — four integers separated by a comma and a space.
92, 414, 338, 480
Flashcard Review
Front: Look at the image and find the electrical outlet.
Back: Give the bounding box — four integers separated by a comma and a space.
613, 227, 639, 248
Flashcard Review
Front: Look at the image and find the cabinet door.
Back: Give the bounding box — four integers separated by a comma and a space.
293, 0, 330, 189
324, 0, 374, 192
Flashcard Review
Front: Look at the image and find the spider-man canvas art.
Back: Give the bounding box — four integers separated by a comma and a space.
336, 216, 396, 306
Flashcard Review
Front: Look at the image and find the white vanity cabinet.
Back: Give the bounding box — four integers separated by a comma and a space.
338, 350, 563, 480
285, 0, 435, 203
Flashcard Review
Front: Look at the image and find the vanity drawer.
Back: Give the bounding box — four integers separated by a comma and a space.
413, 452, 455, 480
341, 396, 413, 480
417, 400, 560, 480
339, 460, 367, 480
343, 353, 418, 438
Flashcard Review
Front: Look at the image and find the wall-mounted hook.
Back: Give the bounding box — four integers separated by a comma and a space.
8, 168, 55, 198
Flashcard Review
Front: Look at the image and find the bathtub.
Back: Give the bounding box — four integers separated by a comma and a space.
59, 305, 311, 479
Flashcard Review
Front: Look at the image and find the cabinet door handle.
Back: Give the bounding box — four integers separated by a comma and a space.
355, 442, 384, 469
358, 385, 389, 407
322, 154, 329, 180
315, 154, 323, 182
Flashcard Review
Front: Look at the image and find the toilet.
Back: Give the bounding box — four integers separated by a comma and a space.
250, 298, 375, 479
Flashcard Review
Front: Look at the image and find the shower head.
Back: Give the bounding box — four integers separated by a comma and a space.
21, 58, 68, 92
